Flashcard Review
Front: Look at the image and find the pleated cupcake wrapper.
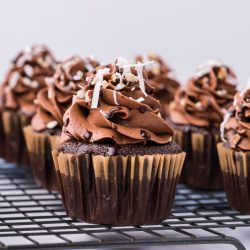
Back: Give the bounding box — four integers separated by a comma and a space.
23, 126, 60, 191
0, 112, 4, 157
52, 150, 185, 226
1, 110, 30, 166
173, 129, 223, 189
217, 142, 250, 213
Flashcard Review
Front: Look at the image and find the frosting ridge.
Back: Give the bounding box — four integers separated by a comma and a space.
31, 56, 99, 132
135, 53, 180, 103
0, 45, 57, 116
61, 58, 174, 145
169, 61, 238, 128
221, 83, 250, 150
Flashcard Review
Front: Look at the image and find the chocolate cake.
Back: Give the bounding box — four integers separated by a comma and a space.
218, 84, 250, 213
0, 45, 57, 165
53, 57, 185, 225
168, 60, 238, 189
23, 56, 100, 191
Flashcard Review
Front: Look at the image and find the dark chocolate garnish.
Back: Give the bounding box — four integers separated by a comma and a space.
139, 106, 147, 113
140, 130, 151, 139
83, 130, 92, 141
111, 123, 117, 130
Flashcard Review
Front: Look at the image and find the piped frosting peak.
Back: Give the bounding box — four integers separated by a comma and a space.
31, 56, 100, 132
0, 45, 57, 115
221, 79, 250, 150
135, 53, 180, 104
169, 61, 238, 128
61, 58, 174, 145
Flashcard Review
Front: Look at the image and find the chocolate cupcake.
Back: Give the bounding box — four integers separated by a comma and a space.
23, 56, 99, 191
135, 53, 180, 117
218, 84, 250, 213
0, 45, 57, 165
52, 58, 186, 226
168, 60, 238, 189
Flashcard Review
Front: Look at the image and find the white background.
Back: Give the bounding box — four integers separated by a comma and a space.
0, 0, 250, 249
0, 0, 249, 86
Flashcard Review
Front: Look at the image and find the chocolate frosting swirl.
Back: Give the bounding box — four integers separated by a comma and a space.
61, 58, 173, 145
31, 56, 100, 132
0, 45, 57, 116
221, 86, 250, 150
169, 61, 238, 128
135, 53, 180, 103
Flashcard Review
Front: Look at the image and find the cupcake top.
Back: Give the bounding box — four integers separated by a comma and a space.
0, 45, 57, 116
221, 83, 250, 150
169, 60, 238, 128
60, 57, 174, 145
135, 53, 180, 103
31, 56, 100, 133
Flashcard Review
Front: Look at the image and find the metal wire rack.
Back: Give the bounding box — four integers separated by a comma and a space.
0, 160, 249, 250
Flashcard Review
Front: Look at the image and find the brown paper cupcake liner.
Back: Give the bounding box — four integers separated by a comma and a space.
0, 112, 4, 157
52, 150, 185, 226
174, 129, 223, 190
217, 142, 250, 213
1, 110, 30, 166
24, 126, 60, 191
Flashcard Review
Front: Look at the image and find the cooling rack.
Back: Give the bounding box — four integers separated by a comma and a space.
0, 160, 249, 250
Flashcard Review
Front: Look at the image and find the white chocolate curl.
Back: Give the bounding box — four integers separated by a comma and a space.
119, 61, 154, 97
9, 72, 20, 89
116, 57, 131, 74
113, 90, 119, 105
91, 68, 110, 109
220, 110, 231, 143
45, 77, 55, 99
194, 60, 223, 79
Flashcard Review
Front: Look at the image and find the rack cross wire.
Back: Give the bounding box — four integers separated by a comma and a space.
0, 161, 249, 250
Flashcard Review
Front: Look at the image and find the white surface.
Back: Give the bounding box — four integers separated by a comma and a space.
0, 1, 250, 249
0, 0, 249, 87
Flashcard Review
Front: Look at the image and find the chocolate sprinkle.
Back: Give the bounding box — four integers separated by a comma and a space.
140, 130, 151, 139
83, 130, 92, 141
139, 106, 147, 113
64, 116, 70, 127
111, 123, 117, 130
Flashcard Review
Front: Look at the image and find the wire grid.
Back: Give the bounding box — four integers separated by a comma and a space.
0, 160, 249, 250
